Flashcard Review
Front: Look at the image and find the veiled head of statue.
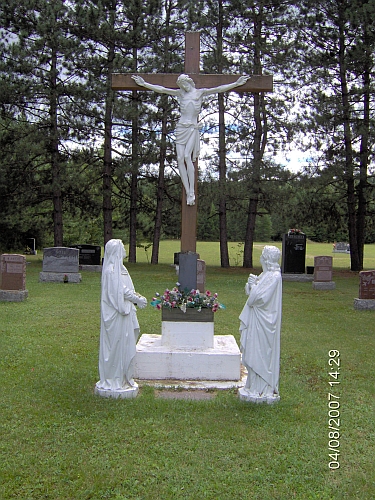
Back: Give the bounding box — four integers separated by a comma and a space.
104, 239, 126, 262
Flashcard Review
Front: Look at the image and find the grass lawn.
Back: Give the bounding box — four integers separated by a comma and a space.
1, 242, 374, 499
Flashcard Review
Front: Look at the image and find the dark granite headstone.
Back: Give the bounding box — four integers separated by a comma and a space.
1, 254, 26, 290
178, 252, 198, 291
359, 270, 375, 300
26, 238, 36, 255
71, 245, 101, 265
282, 233, 306, 274
314, 256, 333, 282
42, 247, 79, 273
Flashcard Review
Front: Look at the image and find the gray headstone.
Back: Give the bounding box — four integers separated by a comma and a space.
314, 256, 333, 282
42, 247, 79, 273
333, 242, 350, 253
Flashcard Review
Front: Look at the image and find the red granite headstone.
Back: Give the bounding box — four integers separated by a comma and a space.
314, 256, 333, 282
359, 270, 375, 300
0, 254, 26, 290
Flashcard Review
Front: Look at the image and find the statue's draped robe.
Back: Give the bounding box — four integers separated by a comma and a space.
239, 269, 282, 397
96, 243, 139, 391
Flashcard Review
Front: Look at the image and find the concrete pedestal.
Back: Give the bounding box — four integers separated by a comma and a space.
312, 281, 336, 290
161, 320, 214, 349
354, 298, 375, 311
0, 289, 28, 302
135, 331, 241, 381
79, 265, 102, 272
39, 272, 81, 283
282, 274, 314, 282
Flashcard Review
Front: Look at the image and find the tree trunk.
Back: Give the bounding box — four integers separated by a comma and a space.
218, 92, 230, 267
243, 8, 264, 268
338, 6, 360, 271
151, 1, 174, 265
103, 64, 114, 246
217, 1, 230, 268
103, 8, 115, 247
50, 45, 63, 247
128, 39, 140, 263
357, 53, 371, 270
128, 90, 139, 264
151, 96, 168, 264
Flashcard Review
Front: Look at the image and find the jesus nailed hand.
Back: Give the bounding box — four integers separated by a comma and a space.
132, 73, 249, 206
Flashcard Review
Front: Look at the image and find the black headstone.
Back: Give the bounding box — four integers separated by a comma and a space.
71, 245, 101, 265
26, 238, 36, 255
282, 233, 306, 274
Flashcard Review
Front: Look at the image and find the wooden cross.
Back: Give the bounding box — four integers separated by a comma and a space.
112, 32, 273, 254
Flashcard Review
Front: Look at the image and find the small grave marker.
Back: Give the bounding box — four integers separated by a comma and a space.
333, 242, 350, 253
313, 256, 335, 290
359, 270, 375, 299
0, 254, 28, 301
354, 270, 375, 310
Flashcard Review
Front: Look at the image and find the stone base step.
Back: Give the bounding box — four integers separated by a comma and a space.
135, 334, 241, 381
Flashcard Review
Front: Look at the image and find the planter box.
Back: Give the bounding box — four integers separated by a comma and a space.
161, 307, 214, 322
161, 308, 215, 349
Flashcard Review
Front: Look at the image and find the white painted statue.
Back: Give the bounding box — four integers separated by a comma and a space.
238, 245, 282, 404
132, 73, 249, 206
95, 239, 147, 399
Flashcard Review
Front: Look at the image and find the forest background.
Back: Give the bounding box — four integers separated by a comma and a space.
0, 0, 374, 271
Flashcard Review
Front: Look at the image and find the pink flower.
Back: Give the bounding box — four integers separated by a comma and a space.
206, 290, 211, 297
212, 303, 219, 312
156, 304, 161, 310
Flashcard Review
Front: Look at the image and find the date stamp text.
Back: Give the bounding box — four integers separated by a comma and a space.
328, 349, 340, 469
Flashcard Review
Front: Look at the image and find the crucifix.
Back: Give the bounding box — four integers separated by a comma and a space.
112, 31, 273, 256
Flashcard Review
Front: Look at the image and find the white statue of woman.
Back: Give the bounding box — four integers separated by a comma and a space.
132, 73, 249, 206
95, 239, 147, 399
238, 245, 282, 404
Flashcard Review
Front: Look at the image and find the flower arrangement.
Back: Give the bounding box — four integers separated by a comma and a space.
151, 285, 225, 313
288, 228, 305, 235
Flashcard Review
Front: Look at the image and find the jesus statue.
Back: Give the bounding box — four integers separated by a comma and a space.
132, 73, 249, 206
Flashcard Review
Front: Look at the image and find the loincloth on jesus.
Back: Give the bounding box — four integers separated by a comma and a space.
175, 122, 201, 161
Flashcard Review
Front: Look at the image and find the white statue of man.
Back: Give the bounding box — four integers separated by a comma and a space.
238, 245, 282, 404
132, 73, 249, 206
95, 239, 147, 399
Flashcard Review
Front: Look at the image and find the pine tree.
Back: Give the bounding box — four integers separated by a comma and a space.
299, 0, 375, 270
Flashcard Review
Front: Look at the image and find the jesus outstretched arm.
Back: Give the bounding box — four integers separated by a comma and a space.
200, 75, 250, 96
131, 75, 179, 96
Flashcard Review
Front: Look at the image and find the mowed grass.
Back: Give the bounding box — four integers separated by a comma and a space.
134, 239, 375, 270
1, 242, 374, 499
